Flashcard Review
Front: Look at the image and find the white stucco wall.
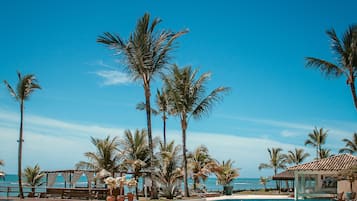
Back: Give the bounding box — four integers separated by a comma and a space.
338, 180, 357, 199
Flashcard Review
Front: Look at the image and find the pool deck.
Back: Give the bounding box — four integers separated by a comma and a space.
206, 194, 291, 200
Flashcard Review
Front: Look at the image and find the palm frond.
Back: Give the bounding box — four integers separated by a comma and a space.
305, 57, 345, 77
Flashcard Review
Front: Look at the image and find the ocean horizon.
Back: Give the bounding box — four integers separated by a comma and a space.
0, 174, 291, 197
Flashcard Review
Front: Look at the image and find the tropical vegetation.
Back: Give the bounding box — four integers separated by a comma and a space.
163, 64, 230, 197
258, 148, 287, 189
306, 25, 357, 111
285, 148, 310, 165
154, 140, 183, 199
304, 127, 328, 160
187, 145, 215, 191
76, 136, 123, 176
23, 164, 45, 197
213, 160, 239, 195
339, 133, 357, 154
4, 72, 41, 198
120, 129, 150, 199
97, 13, 187, 198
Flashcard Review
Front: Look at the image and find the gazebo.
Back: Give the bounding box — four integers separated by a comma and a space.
288, 154, 357, 200
272, 170, 295, 192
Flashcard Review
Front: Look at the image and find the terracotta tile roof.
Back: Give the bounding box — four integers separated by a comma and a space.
272, 170, 294, 180
288, 154, 357, 171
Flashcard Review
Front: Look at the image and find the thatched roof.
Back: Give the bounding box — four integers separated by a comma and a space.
288, 154, 357, 171
272, 170, 294, 180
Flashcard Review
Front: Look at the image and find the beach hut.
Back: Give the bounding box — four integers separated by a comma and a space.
288, 154, 357, 200
272, 170, 295, 192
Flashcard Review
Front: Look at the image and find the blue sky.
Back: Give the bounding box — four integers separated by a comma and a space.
0, 0, 356, 178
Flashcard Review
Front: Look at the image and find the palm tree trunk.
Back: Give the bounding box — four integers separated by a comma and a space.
144, 84, 158, 199
349, 80, 357, 111
163, 113, 166, 147
18, 101, 24, 199
274, 169, 279, 190
135, 175, 139, 200
181, 116, 189, 197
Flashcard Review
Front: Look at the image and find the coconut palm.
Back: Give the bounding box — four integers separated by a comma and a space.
319, 148, 333, 159
187, 145, 214, 191
121, 129, 150, 199
155, 140, 183, 199
4, 72, 41, 198
23, 164, 45, 197
97, 13, 187, 198
163, 65, 230, 197
258, 148, 287, 189
76, 136, 123, 176
286, 148, 310, 165
305, 25, 357, 111
304, 127, 328, 160
339, 133, 357, 154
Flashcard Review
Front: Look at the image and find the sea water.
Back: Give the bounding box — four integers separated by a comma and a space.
0, 175, 286, 197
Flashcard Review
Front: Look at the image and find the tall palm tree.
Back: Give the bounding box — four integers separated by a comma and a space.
286, 148, 310, 165
4, 72, 41, 198
136, 88, 170, 147
97, 13, 187, 198
304, 127, 328, 160
258, 148, 287, 189
187, 145, 214, 191
339, 133, 357, 154
154, 140, 182, 199
121, 129, 150, 199
155, 89, 170, 147
76, 136, 123, 176
23, 164, 45, 197
163, 65, 230, 197
305, 25, 357, 111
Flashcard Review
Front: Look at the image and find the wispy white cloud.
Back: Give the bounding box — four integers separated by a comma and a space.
95, 70, 132, 86
0, 109, 313, 177
280, 130, 300, 137
87, 59, 132, 86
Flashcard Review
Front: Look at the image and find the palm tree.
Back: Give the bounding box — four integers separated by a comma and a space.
163, 65, 230, 197
187, 145, 214, 191
23, 164, 45, 197
136, 88, 170, 147
319, 148, 333, 159
305, 25, 357, 111
121, 129, 150, 199
97, 13, 187, 198
339, 133, 357, 154
154, 140, 182, 199
212, 160, 239, 195
4, 72, 41, 198
304, 127, 328, 160
76, 136, 123, 176
258, 148, 287, 189
286, 148, 310, 165
260, 177, 269, 192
